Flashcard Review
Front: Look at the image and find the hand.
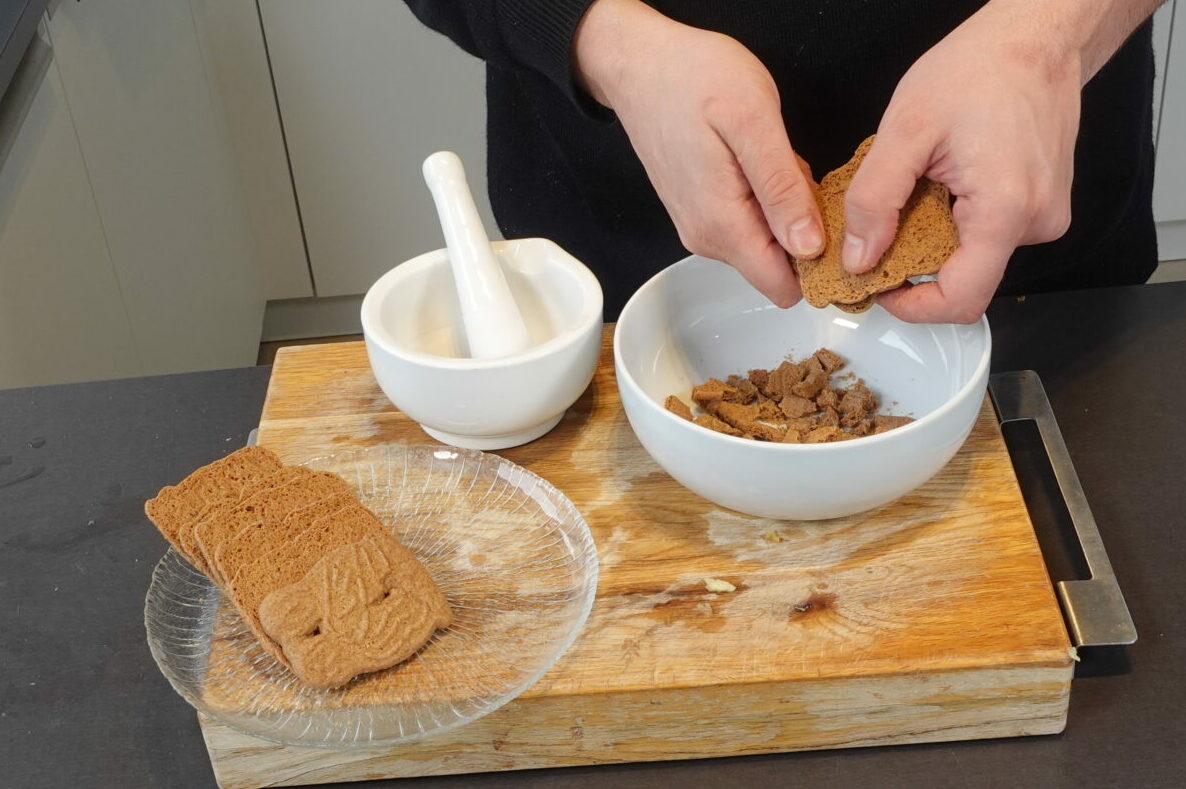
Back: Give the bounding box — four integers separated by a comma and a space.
573, 0, 823, 307
841, 0, 1083, 323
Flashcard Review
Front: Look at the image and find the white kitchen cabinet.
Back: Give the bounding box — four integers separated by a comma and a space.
189, 0, 313, 301
0, 35, 140, 388
45, 0, 264, 376
1153, 1, 1174, 144
0, 1, 269, 389
1153, 1, 1186, 260
258, 0, 496, 298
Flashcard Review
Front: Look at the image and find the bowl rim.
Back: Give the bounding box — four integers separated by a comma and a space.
361, 239, 603, 370
613, 255, 992, 452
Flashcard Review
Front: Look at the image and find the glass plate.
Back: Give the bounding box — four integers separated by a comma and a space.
144, 443, 599, 748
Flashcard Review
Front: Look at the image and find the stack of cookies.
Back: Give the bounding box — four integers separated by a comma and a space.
145, 446, 452, 689
665, 348, 913, 443
793, 135, 959, 313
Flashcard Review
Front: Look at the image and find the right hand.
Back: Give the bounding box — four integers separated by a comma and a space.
573, 0, 824, 307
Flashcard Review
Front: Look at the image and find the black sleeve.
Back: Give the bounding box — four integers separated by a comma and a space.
401, 0, 599, 108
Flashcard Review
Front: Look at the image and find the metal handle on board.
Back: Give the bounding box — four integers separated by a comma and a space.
989, 370, 1137, 648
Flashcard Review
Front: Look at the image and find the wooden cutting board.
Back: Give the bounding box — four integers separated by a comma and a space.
199, 328, 1073, 789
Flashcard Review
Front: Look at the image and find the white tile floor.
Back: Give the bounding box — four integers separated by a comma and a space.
1149, 259, 1186, 283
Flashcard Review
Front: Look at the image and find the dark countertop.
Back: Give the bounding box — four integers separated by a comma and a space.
0, 0, 47, 99
2, 282, 1185, 788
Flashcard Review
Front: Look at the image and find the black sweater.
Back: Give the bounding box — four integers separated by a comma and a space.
403, 1, 1157, 319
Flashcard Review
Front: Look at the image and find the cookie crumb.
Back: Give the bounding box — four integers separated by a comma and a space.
692, 378, 740, 407
693, 413, 743, 437
664, 395, 693, 421
791, 369, 828, 399
744, 422, 786, 442
757, 400, 785, 422
803, 426, 847, 443
716, 401, 761, 430
813, 348, 846, 373
704, 578, 736, 593
674, 350, 914, 442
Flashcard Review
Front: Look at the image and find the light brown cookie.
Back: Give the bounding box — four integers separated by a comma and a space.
144, 446, 283, 571
219, 503, 388, 667
175, 465, 293, 575
192, 468, 352, 585
832, 296, 876, 314
793, 135, 958, 309
663, 395, 693, 421
258, 533, 453, 690
213, 491, 357, 585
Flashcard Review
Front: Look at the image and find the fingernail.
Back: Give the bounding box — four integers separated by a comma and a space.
787, 217, 822, 258
842, 233, 866, 273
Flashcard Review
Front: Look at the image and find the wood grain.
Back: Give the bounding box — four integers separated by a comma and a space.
200, 328, 1073, 788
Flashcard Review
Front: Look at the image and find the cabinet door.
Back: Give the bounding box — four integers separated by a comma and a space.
189, 0, 313, 301
259, 0, 495, 297
1154, 1, 1186, 260
47, 0, 265, 375
0, 40, 140, 389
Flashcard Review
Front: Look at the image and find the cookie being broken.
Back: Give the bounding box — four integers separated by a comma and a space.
793, 135, 958, 312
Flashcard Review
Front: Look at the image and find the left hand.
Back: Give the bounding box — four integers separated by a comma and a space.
841, 0, 1082, 324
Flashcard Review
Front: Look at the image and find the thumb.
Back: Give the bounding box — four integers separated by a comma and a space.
842, 132, 934, 273
729, 115, 824, 260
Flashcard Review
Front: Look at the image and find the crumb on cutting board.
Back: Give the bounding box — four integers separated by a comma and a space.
703, 578, 736, 593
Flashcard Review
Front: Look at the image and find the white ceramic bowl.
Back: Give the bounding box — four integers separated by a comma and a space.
614, 256, 991, 520
361, 238, 603, 449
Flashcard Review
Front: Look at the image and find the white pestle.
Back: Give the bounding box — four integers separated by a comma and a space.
422, 151, 533, 360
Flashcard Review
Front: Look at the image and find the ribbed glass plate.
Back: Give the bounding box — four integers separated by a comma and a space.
144, 443, 598, 748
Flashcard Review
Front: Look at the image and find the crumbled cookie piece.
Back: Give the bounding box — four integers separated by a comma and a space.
840, 409, 868, 429
716, 401, 761, 430
664, 395, 693, 421
748, 368, 770, 396
850, 419, 875, 437
791, 368, 828, 399
767, 361, 805, 399
781, 428, 803, 444
874, 414, 915, 433
692, 378, 741, 408
803, 426, 847, 444
813, 349, 846, 374
816, 407, 840, 428
785, 416, 817, 434
839, 380, 877, 415
779, 394, 817, 419
757, 399, 785, 422
726, 375, 760, 404
745, 422, 786, 442
673, 350, 914, 442
694, 413, 744, 437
